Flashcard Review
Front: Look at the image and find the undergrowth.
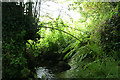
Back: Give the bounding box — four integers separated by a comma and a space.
26, 2, 120, 78
3, 2, 120, 79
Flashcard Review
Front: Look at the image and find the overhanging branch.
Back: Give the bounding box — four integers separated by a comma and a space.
38, 26, 81, 42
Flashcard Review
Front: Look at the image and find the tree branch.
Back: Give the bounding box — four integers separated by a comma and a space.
38, 26, 81, 42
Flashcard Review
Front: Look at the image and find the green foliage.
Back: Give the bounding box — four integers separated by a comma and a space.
3, 1, 120, 79
63, 2, 120, 78
21, 67, 31, 78
2, 2, 39, 79
27, 1, 120, 78
52, 2, 120, 78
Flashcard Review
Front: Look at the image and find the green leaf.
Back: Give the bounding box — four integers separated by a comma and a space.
63, 51, 71, 60
34, 53, 38, 57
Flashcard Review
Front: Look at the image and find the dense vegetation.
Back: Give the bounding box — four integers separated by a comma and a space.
2, 2, 40, 79
2, 1, 120, 79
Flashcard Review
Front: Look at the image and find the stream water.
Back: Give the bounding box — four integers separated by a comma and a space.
36, 67, 55, 79
36, 66, 69, 79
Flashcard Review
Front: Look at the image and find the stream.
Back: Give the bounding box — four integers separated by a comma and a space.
36, 60, 71, 79
36, 66, 70, 79
36, 67, 55, 79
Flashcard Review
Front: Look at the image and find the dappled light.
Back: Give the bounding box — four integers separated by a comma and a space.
2, 1, 120, 79
39, 0, 81, 24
